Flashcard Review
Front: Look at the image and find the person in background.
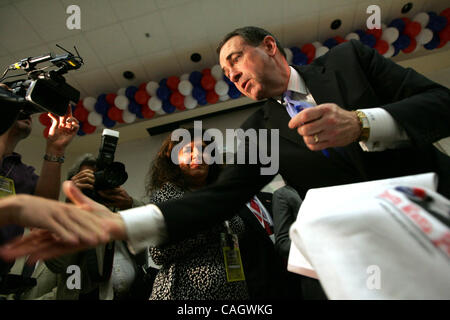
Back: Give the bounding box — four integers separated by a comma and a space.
147, 129, 248, 300
45, 154, 150, 300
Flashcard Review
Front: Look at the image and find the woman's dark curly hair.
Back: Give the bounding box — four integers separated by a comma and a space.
145, 128, 223, 195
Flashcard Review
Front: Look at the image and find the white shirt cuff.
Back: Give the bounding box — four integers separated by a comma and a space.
358, 108, 410, 152
119, 204, 168, 253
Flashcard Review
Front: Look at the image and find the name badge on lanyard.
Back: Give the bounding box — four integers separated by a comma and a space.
0, 175, 15, 198
221, 220, 245, 282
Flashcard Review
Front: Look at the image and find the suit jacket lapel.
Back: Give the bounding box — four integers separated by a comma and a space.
294, 65, 346, 107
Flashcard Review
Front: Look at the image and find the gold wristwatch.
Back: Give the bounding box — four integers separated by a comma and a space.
354, 110, 370, 142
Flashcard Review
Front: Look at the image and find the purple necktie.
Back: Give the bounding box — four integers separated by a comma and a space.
283, 92, 330, 158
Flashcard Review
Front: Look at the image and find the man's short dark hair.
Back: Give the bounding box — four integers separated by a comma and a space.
216, 26, 286, 59
67, 153, 96, 180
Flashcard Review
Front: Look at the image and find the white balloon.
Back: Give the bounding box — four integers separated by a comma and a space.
148, 97, 162, 111
382, 44, 395, 58
180, 73, 190, 81
381, 27, 399, 44
82, 97, 96, 111
211, 64, 224, 81
114, 95, 129, 110
155, 108, 166, 115
145, 81, 159, 96
117, 87, 126, 96
416, 28, 433, 45
87, 111, 102, 126
312, 41, 322, 49
178, 80, 193, 96
122, 110, 136, 123
345, 32, 360, 41
413, 12, 430, 29
284, 48, 293, 64
314, 46, 329, 58
184, 95, 198, 110
214, 80, 229, 96
219, 94, 230, 102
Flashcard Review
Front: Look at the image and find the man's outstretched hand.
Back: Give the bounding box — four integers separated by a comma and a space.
0, 181, 127, 263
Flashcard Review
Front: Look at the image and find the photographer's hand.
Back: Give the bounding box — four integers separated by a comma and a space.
47, 106, 79, 153
98, 187, 134, 210
71, 168, 95, 190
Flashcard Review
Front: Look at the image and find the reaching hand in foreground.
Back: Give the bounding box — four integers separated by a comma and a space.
0, 181, 127, 263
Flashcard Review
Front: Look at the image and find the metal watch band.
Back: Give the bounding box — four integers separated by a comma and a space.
44, 153, 65, 163
354, 110, 370, 142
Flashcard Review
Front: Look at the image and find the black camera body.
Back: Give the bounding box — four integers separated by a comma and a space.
83, 129, 128, 203
0, 46, 83, 134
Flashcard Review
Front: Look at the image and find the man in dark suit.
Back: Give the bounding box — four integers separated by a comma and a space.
1, 26, 450, 299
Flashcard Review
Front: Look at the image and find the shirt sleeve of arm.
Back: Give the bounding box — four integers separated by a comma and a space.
119, 204, 168, 253
358, 107, 410, 152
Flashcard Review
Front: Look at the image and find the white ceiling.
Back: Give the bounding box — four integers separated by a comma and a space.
1, 0, 448, 99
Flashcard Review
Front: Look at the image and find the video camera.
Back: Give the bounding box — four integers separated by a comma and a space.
0, 44, 83, 135
83, 129, 128, 203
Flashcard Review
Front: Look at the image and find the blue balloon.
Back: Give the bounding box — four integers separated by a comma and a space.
292, 52, 308, 65
360, 34, 376, 48
192, 86, 206, 101
125, 86, 138, 100
77, 128, 86, 136
290, 46, 302, 56
128, 101, 141, 114
323, 38, 338, 49
156, 85, 171, 101
424, 33, 440, 50
427, 15, 447, 32
189, 71, 203, 86
136, 109, 144, 119
159, 78, 167, 87
95, 100, 109, 115
198, 98, 208, 106
354, 29, 366, 38
102, 115, 116, 128
388, 18, 406, 34
393, 34, 411, 50
223, 74, 233, 84
162, 100, 175, 113
393, 47, 400, 57
228, 85, 241, 99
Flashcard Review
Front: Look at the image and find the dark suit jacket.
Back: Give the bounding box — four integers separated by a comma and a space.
159, 39, 450, 243
237, 192, 290, 299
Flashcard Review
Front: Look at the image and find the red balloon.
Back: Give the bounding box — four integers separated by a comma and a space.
301, 43, 316, 60
170, 91, 185, 108
82, 122, 96, 134
39, 113, 52, 126
166, 76, 180, 91
73, 106, 89, 122
134, 90, 150, 105
366, 28, 382, 39
404, 21, 422, 38
43, 126, 50, 138
138, 82, 147, 91
334, 35, 347, 43
374, 39, 389, 55
107, 106, 123, 122
177, 105, 186, 111
106, 93, 117, 105
402, 37, 417, 53
400, 17, 411, 25
141, 106, 155, 119
307, 57, 314, 64
206, 90, 219, 104
437, 38, 448, 48
202, 68, 211, 75
439, 25, 450, 42
440, 8, 450, 23
201, 74, 216, 91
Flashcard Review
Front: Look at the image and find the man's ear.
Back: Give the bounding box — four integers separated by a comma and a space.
262, 35, 278, 57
